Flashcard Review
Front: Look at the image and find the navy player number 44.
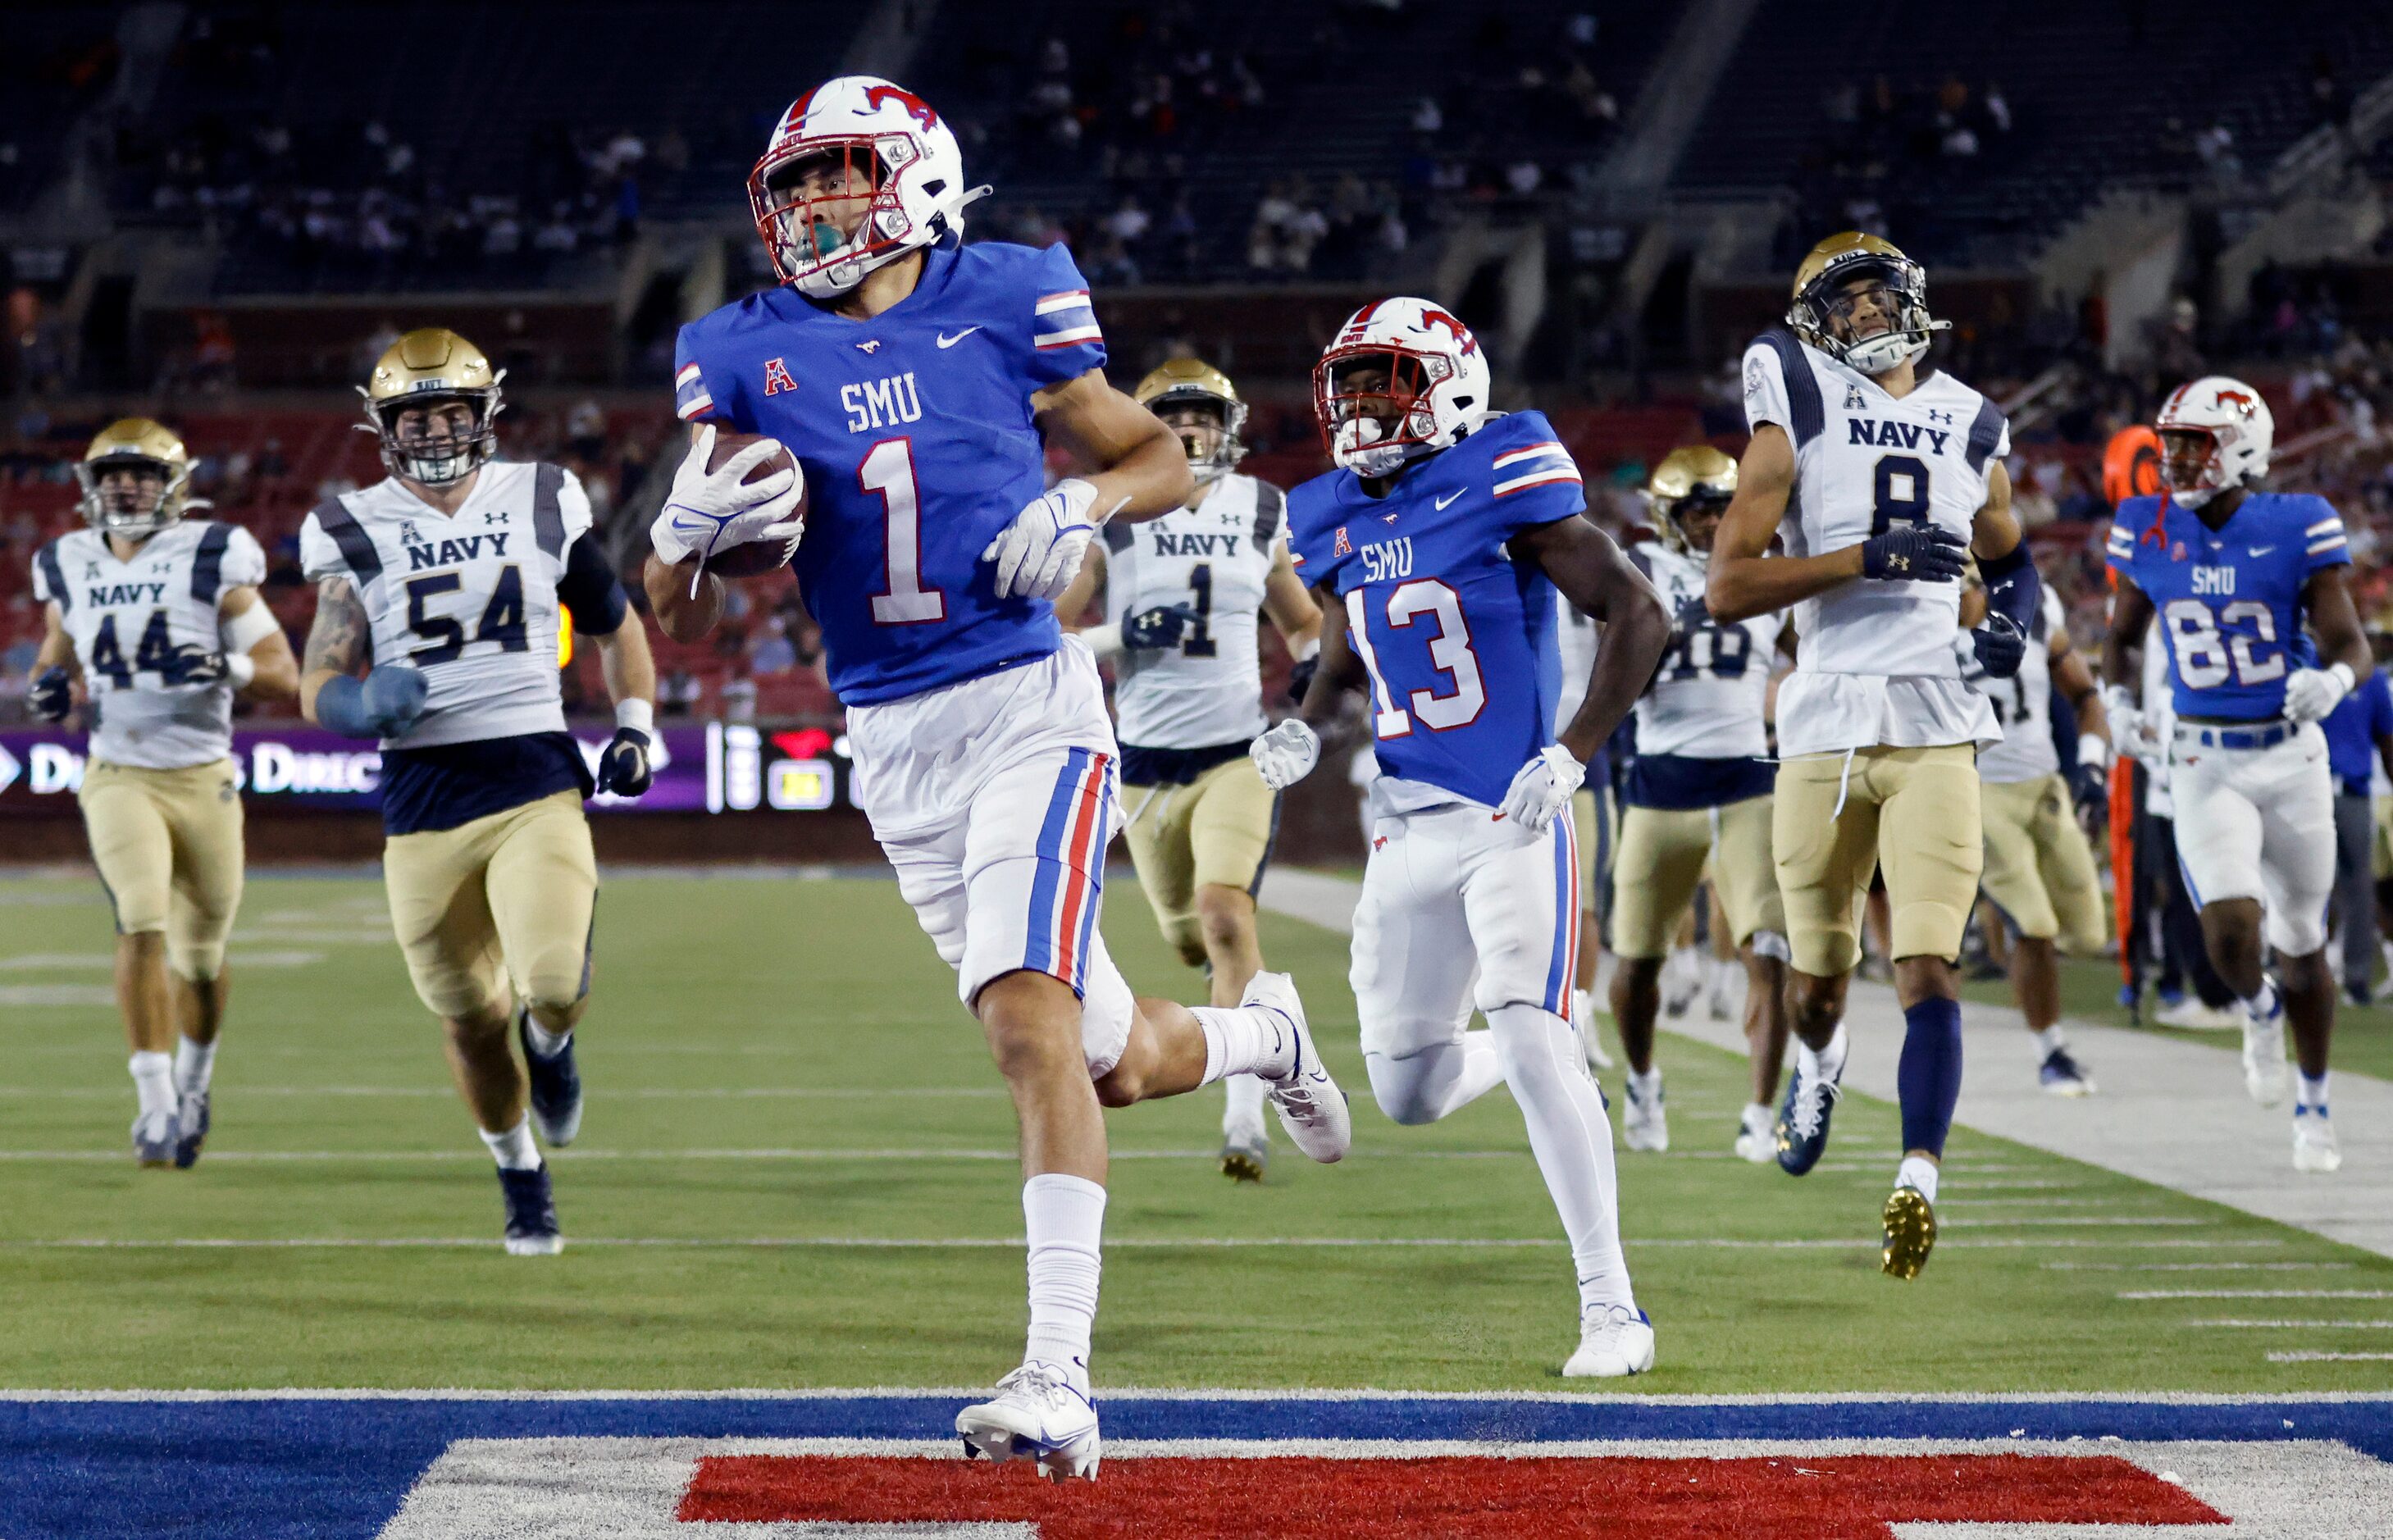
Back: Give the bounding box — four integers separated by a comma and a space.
640, 75, 1356, 1484
1251, 298, 1674, 1380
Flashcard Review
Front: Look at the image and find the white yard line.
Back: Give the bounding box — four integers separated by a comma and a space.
2045, 1261, 2356, 1272
2268, 1351, 2393, 1362
2120, 1289, 2393, 1300
0, 1146, 1523, 1163
0, 1234, 2300, 1252
1256, 868, 2393, 1260
2192, 1319, 2393, 1329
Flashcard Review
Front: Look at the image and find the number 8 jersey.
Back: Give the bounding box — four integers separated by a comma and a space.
1742, 326, 2006, 757
2104, 490, 2345, 720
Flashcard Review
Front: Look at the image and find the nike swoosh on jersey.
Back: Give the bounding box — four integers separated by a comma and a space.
1434, 490, 1464, 509
937, 327, 983, 349
2248, 545, 2275, 555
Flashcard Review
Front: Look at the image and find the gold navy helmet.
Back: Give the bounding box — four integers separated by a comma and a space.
359, 327, 505, 486
1645, 445, 1738, 558
77, 417, 196, 540
1787, 231, 1949, 377
1135, 358, 1248, 485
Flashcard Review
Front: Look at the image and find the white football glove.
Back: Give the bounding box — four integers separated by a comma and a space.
1497, 744, 1586, 832
984, 477, 1103, 600
2282, 662, 2355, 723
1249, 718, 1321, 790
2103, 684, 2156, 764
650, 424, 805, 567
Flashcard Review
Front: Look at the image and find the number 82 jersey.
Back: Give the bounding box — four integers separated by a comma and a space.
2104, 490, 2345, 720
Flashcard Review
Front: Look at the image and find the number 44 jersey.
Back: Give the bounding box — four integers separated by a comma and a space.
2104, 489, 2345, 721
1742, 326, 2006, 757
1288, 409, 1585, 809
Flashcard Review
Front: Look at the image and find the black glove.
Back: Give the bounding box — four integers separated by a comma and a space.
30, 666, 71, 722
1970, 613, 2027, 679
1860, 524, 1967, 582
161, 643, 230, 686
597, 727, 653, 796
2069, 759, 2108, 818
1287, 654, 1319, 705
1123, 603, 1201, 651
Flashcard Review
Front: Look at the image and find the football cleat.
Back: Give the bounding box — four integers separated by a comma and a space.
173, 1087, 212, 1169
2038, 1047, 2095, 1097
2155, 996, 2245, 1031
1621, 1072, 1668, 1152
1704, 957, 1740, 1022
1219, 1118, 1269, 1184
1573, 991, 1614, 1069
2292, 1106, 2342, 1173
1563, 1304, 1656, 1378
1243, 972, 1351, 1164
498, 1164, 563, 1255
1775, 1056, 1843, 1176
1881, 1184, 1938, 1280
2241, 987, 2290, 1106
517, 1008, 584, 1146
957, 1362, 1101, 1482
131, 1107, 178, 1169
1660, 948, 1702, 1019
2341, 981, 2372, 1009
1734, 1103, 1775, 1164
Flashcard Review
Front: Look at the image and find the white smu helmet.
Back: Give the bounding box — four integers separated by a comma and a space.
748, 76, 987, 300
1312, 297, 1493, 476
2154, 375, 2274, 508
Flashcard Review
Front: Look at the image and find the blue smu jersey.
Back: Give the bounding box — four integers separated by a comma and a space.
1288, 410, 1586, 806
2105, 490, 2348, 720
672, 239, 1107, 705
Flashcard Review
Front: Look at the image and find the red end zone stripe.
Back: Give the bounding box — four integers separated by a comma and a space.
680, 1452, 2226, 1535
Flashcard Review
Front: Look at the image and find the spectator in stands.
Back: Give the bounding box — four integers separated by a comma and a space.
719, 666, 758, 726
659, 667, 701, 719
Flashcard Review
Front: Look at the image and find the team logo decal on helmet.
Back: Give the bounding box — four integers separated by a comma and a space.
1787, 231, 1951, 378
77, 418, 201, 540
2154, 375, 2274, 508
1135, 358, 1248, 485
1645, 445, 1739, 561
749, 75, 990, 301
358, 328, 505, 487
1313, 297, 1493, 476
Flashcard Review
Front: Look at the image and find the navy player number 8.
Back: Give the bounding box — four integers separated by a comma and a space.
2163, 597, 2286, 689
1870, 453, 1931, 535
1346, 579, 1487, 738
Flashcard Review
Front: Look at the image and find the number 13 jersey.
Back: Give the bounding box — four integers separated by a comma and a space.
1741, 327, 2006, 757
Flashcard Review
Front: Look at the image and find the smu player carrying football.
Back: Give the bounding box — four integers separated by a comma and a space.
641, 77, 1351, 1482
299, 329, 659, 1255
1250, 298, 1672, 1377
1706, 232, 2037, 1279
27, 419, 299, 1167
2103, 377, 2372, 1173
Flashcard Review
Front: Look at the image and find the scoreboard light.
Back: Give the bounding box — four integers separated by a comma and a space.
767, 759, 836, 811
558, 605, 573, 667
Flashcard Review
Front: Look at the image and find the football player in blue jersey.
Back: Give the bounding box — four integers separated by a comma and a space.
1250, 298, 1672, 1377
2103, 376, 2374, 1173
640, 76, 1351, 1482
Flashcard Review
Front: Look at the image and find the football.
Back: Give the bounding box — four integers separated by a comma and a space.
698, 430, 804, 576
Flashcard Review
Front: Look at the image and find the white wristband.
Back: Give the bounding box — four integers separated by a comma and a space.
616, 698, 655, 736
220, 602, 281, 654
1291, 633, 1321, 663
225, 652, 256, 690
2077, 731, 2108, 769
1078, 623, 1124, 659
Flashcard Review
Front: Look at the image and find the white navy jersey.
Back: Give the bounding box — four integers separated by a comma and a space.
1743, 328, 2005, 756
1101, 472, 1283, 750
1630, 543, 1782, 759
299, 462, 590, 749
1554, 593, 1598, 740
33, 520, 267, 770
1958, 584, 2067, 785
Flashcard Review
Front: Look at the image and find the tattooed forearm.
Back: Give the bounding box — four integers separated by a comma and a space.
302, 577, 371, 677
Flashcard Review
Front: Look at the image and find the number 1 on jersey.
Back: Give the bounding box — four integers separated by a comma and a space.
862, 437, 946, 624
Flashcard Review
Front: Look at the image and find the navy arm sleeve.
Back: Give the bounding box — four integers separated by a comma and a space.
1979, 543, 2041, 636
558, 533, 631, 635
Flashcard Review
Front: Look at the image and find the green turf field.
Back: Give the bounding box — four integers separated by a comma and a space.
2, 869, 2388, 1395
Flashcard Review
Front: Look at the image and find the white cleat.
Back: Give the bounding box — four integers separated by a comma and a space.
2242, 994, 2290, 1106
1659, 948, 1702, 1019
2156, 996, 2245, 1031
1704, 957, 1740, 1022
1733, 1103, 1775, 1164
1573, 991, 1614, 1069
2292, 1107, 2343, 1173
1243, 972, 1351, 1164
956, 1362, 1101, 1482
1563, 1304, 1656, 1378
1621, 1072, 1668, 1152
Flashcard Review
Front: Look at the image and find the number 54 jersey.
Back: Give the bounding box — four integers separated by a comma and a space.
672, 239, 1108, 708
1742, 327, 2006, 757
1288, 410, 1586, 809
2104, 490, 2346, 720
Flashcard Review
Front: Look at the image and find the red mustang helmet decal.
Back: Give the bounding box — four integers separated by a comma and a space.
1418, 307, 1478, 354
864, 84, 941, 131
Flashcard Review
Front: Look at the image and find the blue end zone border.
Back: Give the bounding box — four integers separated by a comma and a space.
3, 1392, 2390, 1538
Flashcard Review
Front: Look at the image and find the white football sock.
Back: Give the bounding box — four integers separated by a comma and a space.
2242, 978, 2280, 1020
480, 1118, 541, 1171
1896, 1153, 1940, 1203
2035, 1025, 2066, 1056
1741, 1100, 1773, 1132
1628, 1065, 1662, 1100
1799, 1020, 1849, 1083
1364, 1033, 1506, 1125
2299, 1072, 2331, 1112
1022, 1173, 1105, 1395
1193, 1004, 1290, 1086
173, 1037, 218, 1097
128, 1052, 176, 1119
1222, 1071, 1269, 1129
1488, 1003, 1633, 1315
523, 1018, 572, 1059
